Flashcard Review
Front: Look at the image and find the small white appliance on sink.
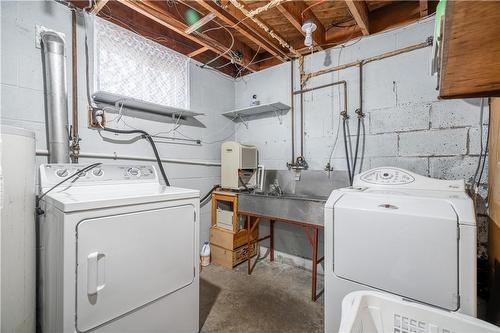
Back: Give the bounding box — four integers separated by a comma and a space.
38, 164, 200, 333
324, 167, 476, 333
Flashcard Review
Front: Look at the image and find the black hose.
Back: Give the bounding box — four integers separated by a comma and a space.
342, 118, 353, 185
477, 105, 491, 188
201, 185, 220, 205
36, 163, 102, 214
473, 98, 485, 186
102, 127, 171, 186
351, 117, 362, 182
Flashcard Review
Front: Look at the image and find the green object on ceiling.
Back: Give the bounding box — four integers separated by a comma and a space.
185, 9, 200, 28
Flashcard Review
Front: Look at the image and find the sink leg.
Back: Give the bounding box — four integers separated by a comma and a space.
270, 220, 275, 262
247, 215, 251, 275
311, 227, 319, 302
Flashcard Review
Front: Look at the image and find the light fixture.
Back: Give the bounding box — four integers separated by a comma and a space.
301, 19, 317, 48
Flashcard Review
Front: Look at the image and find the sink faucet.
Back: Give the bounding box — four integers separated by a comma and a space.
269, 179, 283, 196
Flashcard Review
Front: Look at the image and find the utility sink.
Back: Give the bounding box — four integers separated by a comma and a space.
237, 170, 349, 226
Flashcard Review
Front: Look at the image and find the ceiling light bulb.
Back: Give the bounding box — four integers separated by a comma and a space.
301, 20, 317, 48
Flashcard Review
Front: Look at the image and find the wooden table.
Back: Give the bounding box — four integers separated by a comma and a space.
238, 210, 324, 302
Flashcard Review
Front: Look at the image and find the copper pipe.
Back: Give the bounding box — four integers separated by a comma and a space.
302, 40, 432, 85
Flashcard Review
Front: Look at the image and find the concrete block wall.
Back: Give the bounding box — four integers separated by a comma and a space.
0, 1, 235, 247
1, 4, 490, 267
236, 17, 489, 262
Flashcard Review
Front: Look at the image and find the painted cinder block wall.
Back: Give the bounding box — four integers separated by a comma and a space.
235, 16, 489, 265
0, 1, 236, 246
1, 3, 489, 269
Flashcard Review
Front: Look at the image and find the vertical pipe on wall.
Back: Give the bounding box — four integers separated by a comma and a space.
41, 31, 70, 163
71, 11, 79, 163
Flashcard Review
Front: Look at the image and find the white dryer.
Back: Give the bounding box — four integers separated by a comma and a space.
324, 167, 476, 333
38, 164, 200, 333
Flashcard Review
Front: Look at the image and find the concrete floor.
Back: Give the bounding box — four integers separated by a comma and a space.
200, 260, 324, 333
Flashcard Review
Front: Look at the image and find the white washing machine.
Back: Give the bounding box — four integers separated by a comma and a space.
324, 167, 476, 333
38, 164, 200, 333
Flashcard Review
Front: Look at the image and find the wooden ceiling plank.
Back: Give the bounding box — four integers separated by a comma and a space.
192, 0, 289, 62
188, 46, 209, 58
277, 2, 325, 49
91, 0, 109, 14
117, 0, 258, 72
220, 0, 295, 58
369, 1, 420, 33
419, 0, 428, 17
345, 0, 370, 35
326, 1, 421, 45
325, 25, 362, 45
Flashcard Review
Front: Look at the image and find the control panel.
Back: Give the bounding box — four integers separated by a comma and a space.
40, 164, 158, 187
353, 167, 466, 191
359, 168, 415, 185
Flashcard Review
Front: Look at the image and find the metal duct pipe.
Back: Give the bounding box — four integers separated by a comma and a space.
41, 31, 70, 163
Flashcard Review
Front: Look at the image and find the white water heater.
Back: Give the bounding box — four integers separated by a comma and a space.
221, 141, 258, 190
1, 126, 36, 333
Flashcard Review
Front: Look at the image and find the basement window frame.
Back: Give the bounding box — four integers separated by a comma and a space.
92, 16, 190, 110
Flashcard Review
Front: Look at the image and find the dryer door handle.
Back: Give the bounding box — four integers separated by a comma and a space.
87, 252, 105, 296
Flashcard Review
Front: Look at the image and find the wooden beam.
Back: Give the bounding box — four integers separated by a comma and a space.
91, 0, 109, 14
326, 1, 421, 44
276, 2, 325, 49
118, 0, 258, 72
345, 0, 370, 35
419, 0, 428, 17
187, 46, 209, 58
226, 0, 301, 57
192, 0, 289, 62
369, 1, 420, 33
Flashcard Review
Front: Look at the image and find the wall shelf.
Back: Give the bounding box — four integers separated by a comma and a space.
92, 91, 206, 128
222, 102, 290, 120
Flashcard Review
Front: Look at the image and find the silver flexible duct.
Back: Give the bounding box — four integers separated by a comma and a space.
41, 31, 70, 163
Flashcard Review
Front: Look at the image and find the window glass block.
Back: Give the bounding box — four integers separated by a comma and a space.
95, 17, 189, 108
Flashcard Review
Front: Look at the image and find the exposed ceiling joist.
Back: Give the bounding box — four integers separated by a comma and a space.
118, 0, 258, 72
194, 0, 290, 62
419, 0, 429, 17
325, 1, 422, 45
370, 1, 420, 33
187, 46, 209, 58
345, 0, 370, 35
75, 0, 436, 75
91, 0, 109, 14
277, 2, 325, 49
227, 0, 301, 57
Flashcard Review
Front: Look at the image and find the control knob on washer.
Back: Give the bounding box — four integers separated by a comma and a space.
127, 167, 141, 177
56, 169, 69, 177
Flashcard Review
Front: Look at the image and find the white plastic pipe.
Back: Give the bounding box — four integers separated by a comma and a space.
36, 149, 221, 167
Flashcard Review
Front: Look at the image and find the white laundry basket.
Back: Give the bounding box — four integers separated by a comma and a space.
339, 291, 500, 333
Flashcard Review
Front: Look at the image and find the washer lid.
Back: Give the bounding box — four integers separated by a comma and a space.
43, 184, 199, 212
334, 192, 459, 310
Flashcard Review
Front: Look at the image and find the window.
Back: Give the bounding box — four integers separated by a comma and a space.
94, 17, 189, 109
